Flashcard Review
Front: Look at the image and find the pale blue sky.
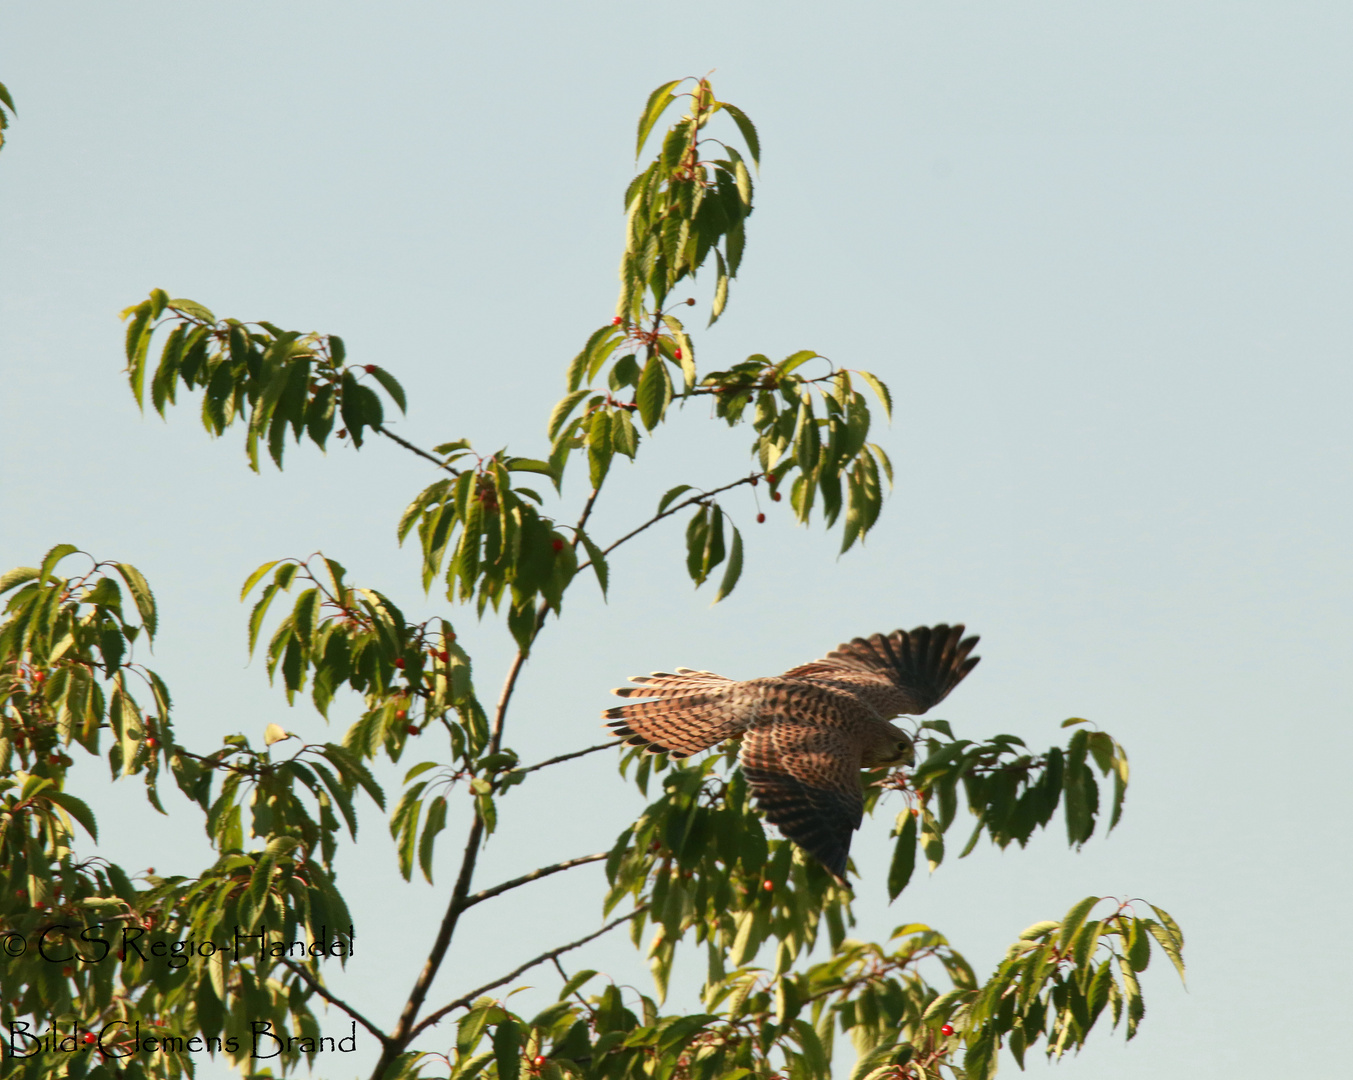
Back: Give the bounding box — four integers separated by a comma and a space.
2, 3, 1350, 1078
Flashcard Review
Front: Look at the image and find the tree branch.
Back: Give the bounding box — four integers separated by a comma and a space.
371, 813, 485, 1080
598, 473, 761, 560
406, 907, 647, 1041
376, 424, 462, 475
458, 852, 609, 913
513, 740, 624, 779
278, 958, 390, 1046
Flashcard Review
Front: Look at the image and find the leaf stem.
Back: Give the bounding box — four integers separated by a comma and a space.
375, 424, 462, 475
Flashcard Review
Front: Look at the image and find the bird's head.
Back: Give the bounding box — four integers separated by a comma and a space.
866, 725, 915, 768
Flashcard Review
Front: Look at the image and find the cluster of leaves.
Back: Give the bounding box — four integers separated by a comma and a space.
121, 291, 407, 470
428, 893, 1182, 1080
0, 549, 381, 1076
882, 719, 1131, 900
619, 77, 759, 325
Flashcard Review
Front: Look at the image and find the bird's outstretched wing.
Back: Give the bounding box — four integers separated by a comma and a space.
739, 712, 865, 884
603, 668, 750, 757
784, 624, 980, 718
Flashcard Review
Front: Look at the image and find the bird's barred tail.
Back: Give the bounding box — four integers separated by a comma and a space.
603, 669, 748, 757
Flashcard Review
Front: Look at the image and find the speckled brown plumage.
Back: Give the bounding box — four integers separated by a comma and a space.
604, 625, 980, 882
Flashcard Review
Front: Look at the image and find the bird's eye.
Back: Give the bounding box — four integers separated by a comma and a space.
896, 741, 909, 752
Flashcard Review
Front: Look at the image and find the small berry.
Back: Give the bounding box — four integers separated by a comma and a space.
674, 348, 683, 359
611, 316, 623, 325
771, 492, 782, 502
685, 298, 696, 306
762, 880, 774, 892
756, 513, 766, 524
49, 754, 61, 765
407, 725, 420, 735
910, 807, 920, 818
82, 1032, 96, 1045
551, 538, 565, 552
941, 1024, 955, 1037
395, 710, 407, 720
533, 1056, 547, 1068
363, 364, 377, 374
145, 737, 157, 748
437, 650, 450, 662
394, 658, 405, 669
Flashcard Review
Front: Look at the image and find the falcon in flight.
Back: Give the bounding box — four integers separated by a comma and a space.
604, 624, 979, 883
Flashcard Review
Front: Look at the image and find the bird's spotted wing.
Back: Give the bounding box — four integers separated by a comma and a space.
784, 624, 980, 717
739, 708, 865, 883
603, 669, 750, 757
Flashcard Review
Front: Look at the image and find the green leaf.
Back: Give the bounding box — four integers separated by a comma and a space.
720, 102, 761, 168
549, 390, 591, 440
240, 559, 282, 601
887, 811, 917, 900
713, 525, 743, 602
657, 484, 694, 515
46, 791, 98, 841
1058, 895, 1102, 952
0, 81, 16, 115
0, 567, 38, 595
636, 354, 670, 431
39, 543, 79, 583
636, 80, 683, 159
365, 365, 408, 414
112, 562, 157, 639
854, 369, 893, 421
492, 1019, 523, 1080
577, 530, 609, 598
418, 795, 448, 883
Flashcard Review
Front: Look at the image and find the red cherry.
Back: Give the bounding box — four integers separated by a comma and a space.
533, 1056, 547, 1068
551, 538, 564, 552
407, 725, 419, 735
394, 658, 405, 669
941, 1024, 955, 1036
145, 737, 157, 748
910, 807, 920, 818
48, 754, 61, 765
395, 710, 407, 720
437, 650, 449, 662
756, 513, 765, 524
82, 1032, 96, 1045
363, 364, 377, 374
771, 492, 782, 502
685, 298, 696, 306
762, 880, 774, 892
611, 316, 622, 325
674, 348, 683, 359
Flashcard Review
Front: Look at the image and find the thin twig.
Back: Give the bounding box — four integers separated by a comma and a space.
458, 853, 609, 912
278, 958, 390, 1045
376, 424, 462, 475
513, 740, 624, 778
407, 907, 647, 1041
600, 473, 761, 558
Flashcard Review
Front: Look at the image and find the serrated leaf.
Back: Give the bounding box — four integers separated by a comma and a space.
854, 369, 893, 421
887, 810, 917, 900
364, 364, 407, 413
577, 530, 609, 598
636, 80, 683, 159
713, 525, 743, 602
720, 102, 761, 168
657, 484, 694, 515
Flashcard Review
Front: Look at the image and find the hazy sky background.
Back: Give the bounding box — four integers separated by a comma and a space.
2, 3, 1350, 1078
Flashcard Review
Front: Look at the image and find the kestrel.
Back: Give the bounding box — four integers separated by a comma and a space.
604, 624, 980, 883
